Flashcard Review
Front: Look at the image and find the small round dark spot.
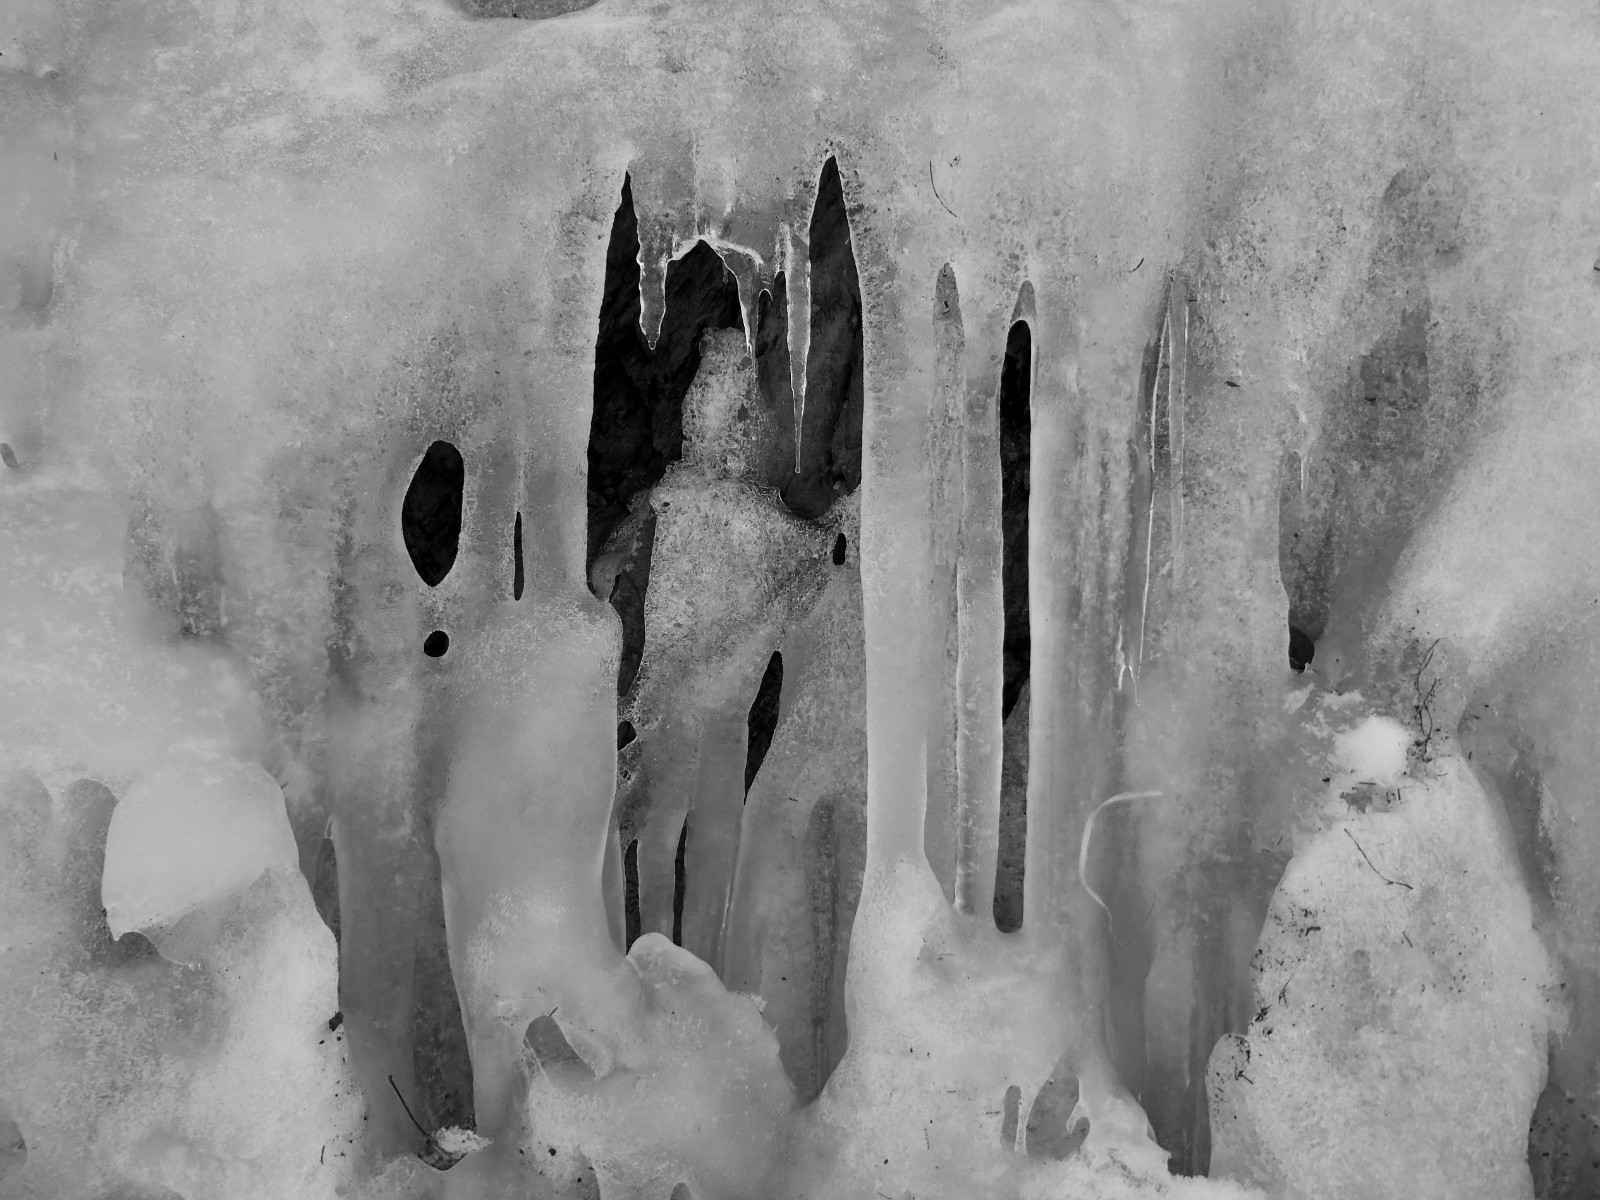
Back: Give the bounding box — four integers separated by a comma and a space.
832, 533, 847, 565
424, 630, 450, 657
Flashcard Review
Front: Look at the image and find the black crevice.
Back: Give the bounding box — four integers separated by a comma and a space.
586, 174, 743, 570
616, 720, 637, 751
609, 509, 657, 697
512, 512, 524, 600
780, 156, 865, 520
402, 441, 464, 588
999, 321, 1032, 719
745, 651, 784, 794
1288, 624, 1315, 672
671, 818, 690, 947
832, 533, 848, 565
994, 319, 1032, 935
623, 839, 642, 951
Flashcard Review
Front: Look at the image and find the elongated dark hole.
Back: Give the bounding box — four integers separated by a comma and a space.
402, 441, 465, 588
623, 839, 642, 950
672, 818, 690, 947
512, 512, 524, 600
745, 651, 784, 794
994, 319, 1032, 934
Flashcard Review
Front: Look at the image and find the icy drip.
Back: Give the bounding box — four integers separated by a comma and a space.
951, 266, 1006, 920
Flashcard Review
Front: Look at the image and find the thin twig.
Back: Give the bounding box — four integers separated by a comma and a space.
1344, 829, 1413, 890
388, 1075, 432, 1140
928, 161, 958, 219
1129, 257, 1144, 272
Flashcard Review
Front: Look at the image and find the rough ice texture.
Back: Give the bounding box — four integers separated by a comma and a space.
3, 0, 1598, 1197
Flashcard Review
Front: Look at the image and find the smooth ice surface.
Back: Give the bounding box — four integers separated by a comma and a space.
103, 759, 301, 962
5, 0, 1600, 1195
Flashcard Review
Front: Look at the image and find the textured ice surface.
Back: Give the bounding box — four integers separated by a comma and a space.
4, 0, 1599, 1195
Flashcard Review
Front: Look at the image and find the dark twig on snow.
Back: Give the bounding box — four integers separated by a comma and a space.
928, 161, 958, 219
1345, 829, 1413, 890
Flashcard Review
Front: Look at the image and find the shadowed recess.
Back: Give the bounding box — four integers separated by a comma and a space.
402, 441, 464, 588
994, 320, 1032, 934
745, 651, 784, 794
999, 321, 1032, 719
586, 175, 743, 568
512, 512, 524, 600
623, 839, 642, 950
782, 156, 865, 519
671, 818, 689, 947
413, 832, 474, 1133
608, 509, 657, 697
1288, 624, 1315, 672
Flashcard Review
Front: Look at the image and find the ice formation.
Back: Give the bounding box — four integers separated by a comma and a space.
2, 0, 1598, 1197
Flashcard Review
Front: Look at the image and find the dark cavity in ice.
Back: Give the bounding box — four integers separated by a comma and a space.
586, 174, 742, 568
423, 630, 450, 658
745, 651, 784, 794
672, 817, 689, 946
781, 155, 865, 519
512, 511, 524, 600
623, 839, 642, 950
1288, 624, 1315, 672
999, 320, 1032, 720
402, 441, 464, 588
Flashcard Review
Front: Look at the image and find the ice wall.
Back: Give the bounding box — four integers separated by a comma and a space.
3, 0, 1599, 1196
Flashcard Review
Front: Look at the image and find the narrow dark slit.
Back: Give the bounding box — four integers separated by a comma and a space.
616, 720, 637, 750
512, 512, 524, 600
782, 156, 864, 520
672, 817, 690, 946
402, 441, 464, 587
994, 319, 1032, 934
832, 533, 848, 565
745, 651, 784, 794
623, 838, 642, 950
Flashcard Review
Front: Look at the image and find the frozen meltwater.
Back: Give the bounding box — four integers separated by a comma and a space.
3, 0, 1600, 1197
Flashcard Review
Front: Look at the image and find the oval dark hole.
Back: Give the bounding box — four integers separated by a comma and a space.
0, 442, 18, 469
402, 441, 465, 587
832, 533, 848, 565
423, 630, 450, 657
1289, 624, 1315, 672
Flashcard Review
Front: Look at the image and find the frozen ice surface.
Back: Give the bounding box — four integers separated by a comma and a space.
103, 759, 301, 963
5, 0, 1600, 1195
